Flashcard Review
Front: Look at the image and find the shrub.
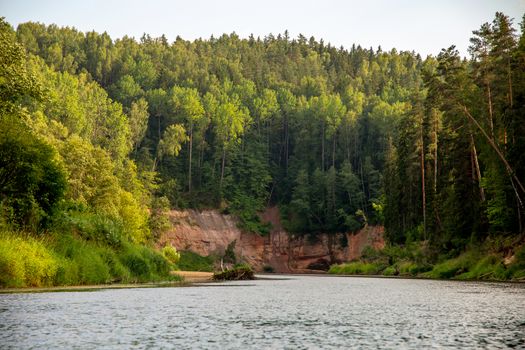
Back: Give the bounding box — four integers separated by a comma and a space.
54, 209, 124, 248
118, 243, 172, 282
0, 118, 66, 230
162, 244, 181, 265
383, 266, 397, 276
119, 246, 150, 279
398, 261, 417, 275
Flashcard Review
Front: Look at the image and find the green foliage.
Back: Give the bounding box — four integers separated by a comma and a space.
162, 244, 181, 265
149, 196, 171, 240
0, 117, 66, 229
0, 225, 175, 288
158, 124, 188, 159
424, 244, 525, 281
177, 251, 214, 272
382, 266, 397, 276
0, 18, 42, 115
53, 207, 124, 247
0, 12, 524, 286
0, 231, 58, 287
508, 245, 525, 279
119, 242, 172, 281
223, 240, 237, 265
328, 262, 382, 275
52, 233, 111, 284
424, 250, 484, 279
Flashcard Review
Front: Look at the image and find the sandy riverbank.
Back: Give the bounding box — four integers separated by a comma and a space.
171, 270, 213, 282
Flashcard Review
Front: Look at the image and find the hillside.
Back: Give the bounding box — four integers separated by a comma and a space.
1, 12, 525, 286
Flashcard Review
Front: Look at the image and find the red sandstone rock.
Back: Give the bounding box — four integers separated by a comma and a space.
158, 207, 385, 273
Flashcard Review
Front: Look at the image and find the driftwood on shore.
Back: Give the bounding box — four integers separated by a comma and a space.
212, 265, 255, 281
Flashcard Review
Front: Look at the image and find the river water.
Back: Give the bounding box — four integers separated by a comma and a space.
1, 275, 524, 349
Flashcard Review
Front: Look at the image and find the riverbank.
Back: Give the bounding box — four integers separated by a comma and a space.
172, 270, 213, 282
0, 270, 213, 294
328, 242, 525, 282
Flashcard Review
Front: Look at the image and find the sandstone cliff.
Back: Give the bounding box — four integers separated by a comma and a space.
158, 207, 384, 273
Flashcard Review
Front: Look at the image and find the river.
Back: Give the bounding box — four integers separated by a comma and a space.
1, 275, 524, 349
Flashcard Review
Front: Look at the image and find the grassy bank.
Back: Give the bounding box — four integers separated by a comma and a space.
329, 240, 525, 282
176, 251, 215, 272
0, 230, 180, 288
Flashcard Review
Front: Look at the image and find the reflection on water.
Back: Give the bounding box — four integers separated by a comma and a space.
1, 275, 524, 349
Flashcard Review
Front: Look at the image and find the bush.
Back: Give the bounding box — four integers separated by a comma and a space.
118, 243, 172, 282
0, 117, 66, 230
162, 244, 180, 265
383, 266, 397, 276
53, 208, 124, 248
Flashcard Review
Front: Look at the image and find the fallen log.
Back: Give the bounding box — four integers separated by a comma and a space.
212, 265, 255, 281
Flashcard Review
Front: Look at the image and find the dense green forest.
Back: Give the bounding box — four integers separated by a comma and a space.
1, 12, 525, 286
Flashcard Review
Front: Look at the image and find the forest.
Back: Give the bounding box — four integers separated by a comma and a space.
1, 11, 525, 287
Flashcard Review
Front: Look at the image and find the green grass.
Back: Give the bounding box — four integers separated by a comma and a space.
0, 229, 178, 288
0, 231, 58, 287
382, 266, 397, 276
328, 261, 382, 275
423, 246, 525, 281
177, 251, 215, 272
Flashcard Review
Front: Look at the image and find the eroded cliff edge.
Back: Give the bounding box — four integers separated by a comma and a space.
158, 207, 384, 273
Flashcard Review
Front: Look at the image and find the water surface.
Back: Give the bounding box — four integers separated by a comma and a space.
1, 275, 524, 349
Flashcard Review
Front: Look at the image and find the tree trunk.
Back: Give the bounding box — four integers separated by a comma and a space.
198, 138, 204, 188
486, 82, 495, 139
433, 118, 438, 195
420, 121, 426, 240
188, 125, 193, 193
461, 105, 524, 205
285, 117, 289, 175
345, 123, 351, 162
158, 115, 161, 142
332, 134, 336, 168
321, 122, 325, 171
470, 132, 485, 202
359, 160, 367, 213
507, 58, 513, 108
220, 147, 226, 187
151, 156, 158, 173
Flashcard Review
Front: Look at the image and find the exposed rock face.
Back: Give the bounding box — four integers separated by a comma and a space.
159, 207, 385, 273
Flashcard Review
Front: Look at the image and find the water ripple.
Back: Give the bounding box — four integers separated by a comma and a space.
0, 276, 524, 349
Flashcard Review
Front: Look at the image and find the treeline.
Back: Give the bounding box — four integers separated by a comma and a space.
385, 12, 525, 253
1, 11, 524, 278
12, 19, 425, 236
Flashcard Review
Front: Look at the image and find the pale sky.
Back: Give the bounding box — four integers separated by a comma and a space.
1, 0, 524, 56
